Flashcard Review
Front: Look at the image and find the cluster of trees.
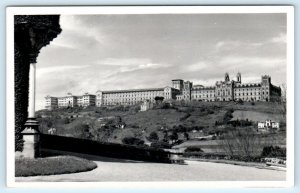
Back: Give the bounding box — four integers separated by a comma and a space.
223, 109, 234, 124
121, 129, 189, 149
74, 119, 118, 142
172, 125, 204, 133
217, 127, 287, 161
122, 137, 145, 146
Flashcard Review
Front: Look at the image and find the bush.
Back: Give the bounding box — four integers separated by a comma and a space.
122, 137, 145, 146
261, 146, 286, 158
151, 141, 172, 149
237, 99, 244, 105
148, 131, 159, 142
223, 109, 234, 124
184, 146, 204, 153
172, 139, 184, 146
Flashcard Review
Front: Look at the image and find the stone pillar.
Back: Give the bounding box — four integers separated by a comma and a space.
22, 62, 40, 158
21, 121, 40, 158
28, 63, 36, 118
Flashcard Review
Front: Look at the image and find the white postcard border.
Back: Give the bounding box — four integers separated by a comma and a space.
6, 5, 295, 188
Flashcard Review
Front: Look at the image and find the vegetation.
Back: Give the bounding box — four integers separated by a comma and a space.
261, 146, 286, 158
151, 141, 172, 149
15, 156, 97, 177
122, 137, 145, 146
36, 101, 286, 158
154, 96, 164, 103
148, 131, 159, 142
184, 146, 203, 153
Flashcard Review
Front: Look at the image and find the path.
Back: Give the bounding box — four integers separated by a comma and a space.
16, 157, 285, 182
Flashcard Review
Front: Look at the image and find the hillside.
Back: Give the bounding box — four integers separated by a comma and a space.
36, 101, 286, 146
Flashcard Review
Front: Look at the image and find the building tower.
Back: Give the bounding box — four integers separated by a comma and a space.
182, 81, 193, 100
261, 75, 271, 102
236, 72, 241, 83
225, 73, 230, 82
172, 79, 184, 91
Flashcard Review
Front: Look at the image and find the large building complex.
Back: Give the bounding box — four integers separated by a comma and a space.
45, 93, 96, 110
45, 73, 281, 109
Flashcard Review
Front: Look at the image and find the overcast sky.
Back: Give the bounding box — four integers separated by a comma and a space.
36, 14, 287, 110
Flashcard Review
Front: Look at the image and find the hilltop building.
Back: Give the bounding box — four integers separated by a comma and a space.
45, 93, 96, 110
45, 73, 281, 109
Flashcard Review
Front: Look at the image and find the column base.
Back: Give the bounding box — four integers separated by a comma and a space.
21, 118, 40, 158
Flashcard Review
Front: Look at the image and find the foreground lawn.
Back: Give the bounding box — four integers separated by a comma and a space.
15, 156, 97, 177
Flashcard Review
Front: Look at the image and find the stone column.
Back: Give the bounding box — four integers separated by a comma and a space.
28, 63, 36, 118
21, 62, 40, 158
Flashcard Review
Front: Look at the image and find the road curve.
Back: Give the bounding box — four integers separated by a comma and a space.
16, 158, 285, 182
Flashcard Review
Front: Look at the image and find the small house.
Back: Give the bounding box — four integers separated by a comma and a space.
257, 120, 280, 130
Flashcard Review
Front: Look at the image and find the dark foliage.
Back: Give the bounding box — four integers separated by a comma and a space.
227, 119, 253, 127
154, 96, 164, 102
223, 109, 234, 124
261, 146, 286, 158
169, 131, 178, 141
150, 141, 172, 149
148, 131, 159, 142
184, 146, 204, 153
122, 137, 145, 146
14, 20, 31, 151
172, 125, 204, 133
14, 16, 61, 151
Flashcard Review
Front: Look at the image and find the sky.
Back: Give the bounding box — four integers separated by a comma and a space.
36, 13, 287, 110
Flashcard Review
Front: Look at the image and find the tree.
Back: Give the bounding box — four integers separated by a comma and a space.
148, 131, 159, 142
183, 132, 190, 141
74, 123, 91, 139
154, 96, 164, 104
169, 131, 178, 143
162, 130, 169, 142
218, 127, 262, 160
122, 137, 145, 146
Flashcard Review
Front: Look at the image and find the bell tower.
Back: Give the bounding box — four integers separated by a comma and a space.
225, 72, 230, 82
236, 72, 241, 83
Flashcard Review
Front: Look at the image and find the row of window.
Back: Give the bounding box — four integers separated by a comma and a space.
101, 93, 163, 98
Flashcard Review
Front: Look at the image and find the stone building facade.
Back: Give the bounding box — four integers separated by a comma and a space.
45, 96, 58, 110
45, 93, 96, 110
46, 72, 281, 109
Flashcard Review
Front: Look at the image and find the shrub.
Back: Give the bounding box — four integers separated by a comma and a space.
184, 146, 204, 153
223, 109, 234, 124
151, 141, 172, 149
237, 99, 244, 105
148, 131, 159, 142
169, 131, 178, 142
172, 139, 184, 146
63, 117, 70, 124
261, 146, 286, 158
122, 137, 145, 146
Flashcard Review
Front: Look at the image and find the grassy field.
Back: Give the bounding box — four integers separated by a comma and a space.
15, 156, 97, 177
232, 110, 285, 122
